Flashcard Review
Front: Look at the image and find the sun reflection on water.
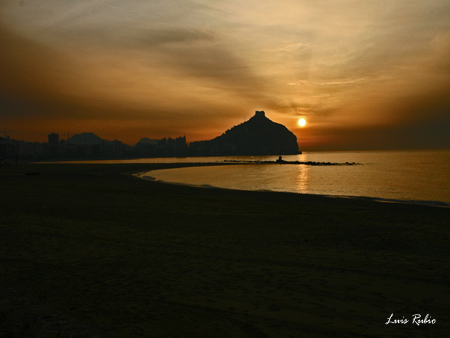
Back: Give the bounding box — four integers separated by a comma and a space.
296, 165, 310, 193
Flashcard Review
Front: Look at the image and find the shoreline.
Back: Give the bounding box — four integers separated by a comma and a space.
134, 164, 450, 209
1, 162, 450, 337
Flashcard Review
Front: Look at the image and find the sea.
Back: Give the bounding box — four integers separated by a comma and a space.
135, 150, 450, 207
70, 150, 450, 206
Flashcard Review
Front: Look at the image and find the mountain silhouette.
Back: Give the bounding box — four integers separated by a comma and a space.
190, 111, 299, 156
67, 133, 114, 145
134, 138, 158, 147
65, 112, 299, 157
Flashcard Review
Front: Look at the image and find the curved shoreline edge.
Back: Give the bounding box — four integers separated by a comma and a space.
133, 164, 450, 209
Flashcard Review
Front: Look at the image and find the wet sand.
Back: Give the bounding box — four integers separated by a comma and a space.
1, 162, 449, 337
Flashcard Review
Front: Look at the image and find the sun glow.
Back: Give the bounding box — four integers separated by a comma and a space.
298, 118, 306, 127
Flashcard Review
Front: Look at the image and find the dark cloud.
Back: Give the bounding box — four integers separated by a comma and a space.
139, 29, 215, 47
159, 43, 271, 103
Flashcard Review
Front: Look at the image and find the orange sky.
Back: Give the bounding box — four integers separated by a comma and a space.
1, 0, 450, 150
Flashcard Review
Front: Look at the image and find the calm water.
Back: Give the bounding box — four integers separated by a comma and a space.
139, 150, 450, 206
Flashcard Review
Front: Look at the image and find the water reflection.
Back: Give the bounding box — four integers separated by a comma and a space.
140, 150, 450, 204
296, 165, 310, 193
297, 153, 307, 163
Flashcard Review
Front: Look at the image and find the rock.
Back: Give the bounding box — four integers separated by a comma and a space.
190, 111, 299, 156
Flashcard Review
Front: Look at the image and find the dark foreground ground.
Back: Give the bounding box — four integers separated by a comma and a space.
1, 162, 449, 338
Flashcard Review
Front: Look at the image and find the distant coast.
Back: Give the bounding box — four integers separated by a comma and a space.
224, 158, 358, 165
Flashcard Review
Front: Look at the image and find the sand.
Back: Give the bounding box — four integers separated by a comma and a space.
1, 162, 449, 337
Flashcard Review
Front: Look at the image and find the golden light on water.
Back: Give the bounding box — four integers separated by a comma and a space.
296, 165, 309, 193
298, 118, 306, 127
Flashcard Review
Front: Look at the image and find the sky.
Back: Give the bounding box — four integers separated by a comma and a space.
1, 0, 450, 151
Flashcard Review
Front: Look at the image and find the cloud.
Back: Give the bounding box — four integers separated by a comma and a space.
1, 0, 450, 149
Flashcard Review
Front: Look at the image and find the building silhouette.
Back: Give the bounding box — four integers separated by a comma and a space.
48, 132, 59, 159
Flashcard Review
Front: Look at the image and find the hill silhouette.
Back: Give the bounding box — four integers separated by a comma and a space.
62, 112, 299, 158
190, 111, 299, 156
67, 133, 113, 145
134, 138, 158, 146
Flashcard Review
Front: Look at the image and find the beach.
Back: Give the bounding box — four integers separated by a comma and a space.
1, 162, 449, 337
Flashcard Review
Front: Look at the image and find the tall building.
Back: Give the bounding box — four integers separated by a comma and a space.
48, 132, 59, 158
48, 132, 59, 145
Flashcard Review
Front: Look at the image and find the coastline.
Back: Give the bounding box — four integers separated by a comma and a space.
136, 165, 450, 209
1, 162, 450, 337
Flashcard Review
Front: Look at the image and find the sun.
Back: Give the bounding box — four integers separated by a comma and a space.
298, 118, 306, 127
